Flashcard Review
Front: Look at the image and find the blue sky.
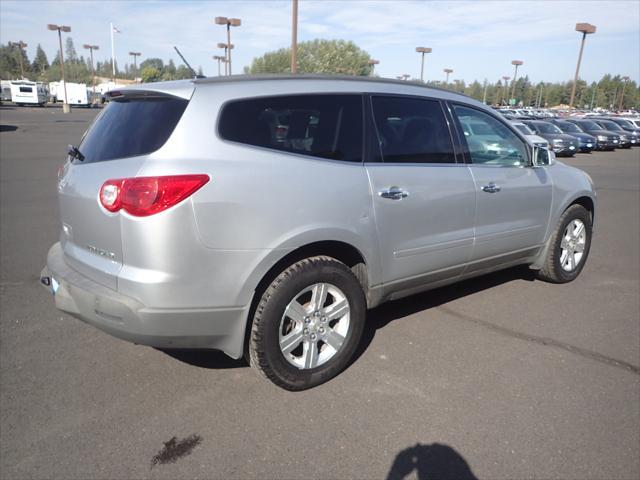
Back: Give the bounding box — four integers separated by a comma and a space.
1, 0, 638, 83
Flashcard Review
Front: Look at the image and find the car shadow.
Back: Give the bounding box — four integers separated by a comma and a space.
352, 265, 536, 365
387, 443, 478, 480
161, 265, 535, 371
0, 125, 18, 132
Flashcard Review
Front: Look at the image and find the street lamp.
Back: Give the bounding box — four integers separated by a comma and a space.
9, 41, 28, 78
83, 44, 99, 100
500, 76, 510, 105
47, 24, 71, 113
367, 59, 379, 76
510, 60, 523, 105
444, 68, 453, 85
212, 55, 225, 76
214, 16, 241, 75
415, 47, 432, 82
129, 52, 141, 82
217, 42, 234, 75
618, 76, 630, 111
569, 23, 596, 109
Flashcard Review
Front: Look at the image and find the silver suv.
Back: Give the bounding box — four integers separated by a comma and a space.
41, 76, 596, 390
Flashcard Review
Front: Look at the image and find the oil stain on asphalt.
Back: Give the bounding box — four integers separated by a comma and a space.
151, 434, 202, 468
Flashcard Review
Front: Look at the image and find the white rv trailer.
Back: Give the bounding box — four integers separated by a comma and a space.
10, 80, 47, 106
49, 81, 90, 106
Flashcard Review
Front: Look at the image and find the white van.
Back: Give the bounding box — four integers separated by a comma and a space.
10, 81, 47, 106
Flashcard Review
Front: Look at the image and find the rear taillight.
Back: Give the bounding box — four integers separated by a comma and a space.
99, 174, 209, 216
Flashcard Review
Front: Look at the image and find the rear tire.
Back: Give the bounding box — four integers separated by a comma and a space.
536, 204, 592, 283
248, 256, 366, 391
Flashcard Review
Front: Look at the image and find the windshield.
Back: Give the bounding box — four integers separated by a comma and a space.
535, 122, 562, 134
514, 124, 534, 135
557, 122, 582, 133
615, 119, 635, 129
599, 120, 622, 131
577, 120, 602, 130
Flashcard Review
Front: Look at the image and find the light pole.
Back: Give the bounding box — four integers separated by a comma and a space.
444, 68, 453, 85
510, 60, 523, 105
367, 59, 379, 76
618, 76, 630, 111
129, 52, 141, 82
83, 44, 99, 101
217, 42, 234, 75
9, 41, 28, 78
500, 76, 510, 105
47, 24, 71, 113
415, 47, 432, 82
215, 16, 241, 75
212, 55, 224, 76
569, 23, 596, 109
291, 0, 298, 73
482, 79, 488, 104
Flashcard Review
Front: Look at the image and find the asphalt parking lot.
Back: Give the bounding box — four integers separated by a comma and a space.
1, 105, 638, 480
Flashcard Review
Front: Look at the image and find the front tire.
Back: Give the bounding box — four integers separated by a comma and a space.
248, 256, 366, 391
536, 204, 592, 283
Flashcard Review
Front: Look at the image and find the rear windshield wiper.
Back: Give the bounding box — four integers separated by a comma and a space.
67, 144, 85, 162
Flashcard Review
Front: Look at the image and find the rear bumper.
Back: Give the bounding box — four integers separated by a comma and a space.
41, 242, 249, 359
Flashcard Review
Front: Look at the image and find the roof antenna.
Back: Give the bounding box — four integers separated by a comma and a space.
173, 46, 205, 79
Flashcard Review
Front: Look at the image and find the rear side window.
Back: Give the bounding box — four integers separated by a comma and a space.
370, 96, 456, 164
218, 94, 363, 162
78, 96, 188, 163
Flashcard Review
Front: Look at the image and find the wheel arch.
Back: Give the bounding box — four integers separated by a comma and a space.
241, 239, 372, 360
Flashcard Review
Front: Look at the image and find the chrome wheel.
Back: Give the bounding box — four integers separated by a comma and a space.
559, 219, 586, 272
279, 283, 350, 370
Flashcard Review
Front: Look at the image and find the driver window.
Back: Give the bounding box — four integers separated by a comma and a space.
453, 105, 528, 166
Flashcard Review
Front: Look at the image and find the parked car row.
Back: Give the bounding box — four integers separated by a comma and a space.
501, 111, 640, 156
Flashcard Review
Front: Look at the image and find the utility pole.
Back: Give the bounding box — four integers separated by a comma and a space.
618, 76, 630, 111
569, 23, 596, 109
510, 60, 523, 105
291, 0, 298, 73
9, 41, 27, 78
47, 24, 71, 113
415, 47, 432, 82
129, 52, 141, 82
482, 79, 488, 104
215, 17, 241, 75
83, 44, 99, 101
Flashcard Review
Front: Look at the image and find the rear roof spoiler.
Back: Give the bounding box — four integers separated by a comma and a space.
106, 81, 194, 101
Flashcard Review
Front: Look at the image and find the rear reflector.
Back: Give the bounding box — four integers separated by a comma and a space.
99, 174, 209, 216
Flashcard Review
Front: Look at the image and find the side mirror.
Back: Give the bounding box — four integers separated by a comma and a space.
533, 146, 555, 167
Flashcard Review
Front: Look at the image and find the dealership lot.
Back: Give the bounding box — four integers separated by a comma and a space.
1, 106, 638, 479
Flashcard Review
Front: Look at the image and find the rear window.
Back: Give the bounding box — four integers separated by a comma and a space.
78, 96, 188, 163
218, 94, 363, 162
19, 86, 33, 93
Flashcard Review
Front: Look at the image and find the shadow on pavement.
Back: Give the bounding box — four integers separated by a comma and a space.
0, 125, 18, 132
159, 348, 247, 369
387, 443, 478, 480
162, 265, 534, 371
353, 265, 535, 364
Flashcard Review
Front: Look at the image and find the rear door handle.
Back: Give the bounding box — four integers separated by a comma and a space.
481, 183, 501, 193
379, 186, 409, 200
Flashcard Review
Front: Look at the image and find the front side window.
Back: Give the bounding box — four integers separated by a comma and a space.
218, 94, 363, 162
370, 96, 456, 164
453, 105, 528, 166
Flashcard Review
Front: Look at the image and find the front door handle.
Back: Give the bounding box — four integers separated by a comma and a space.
481, 183, 501, 193
379, 186, 409, 200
